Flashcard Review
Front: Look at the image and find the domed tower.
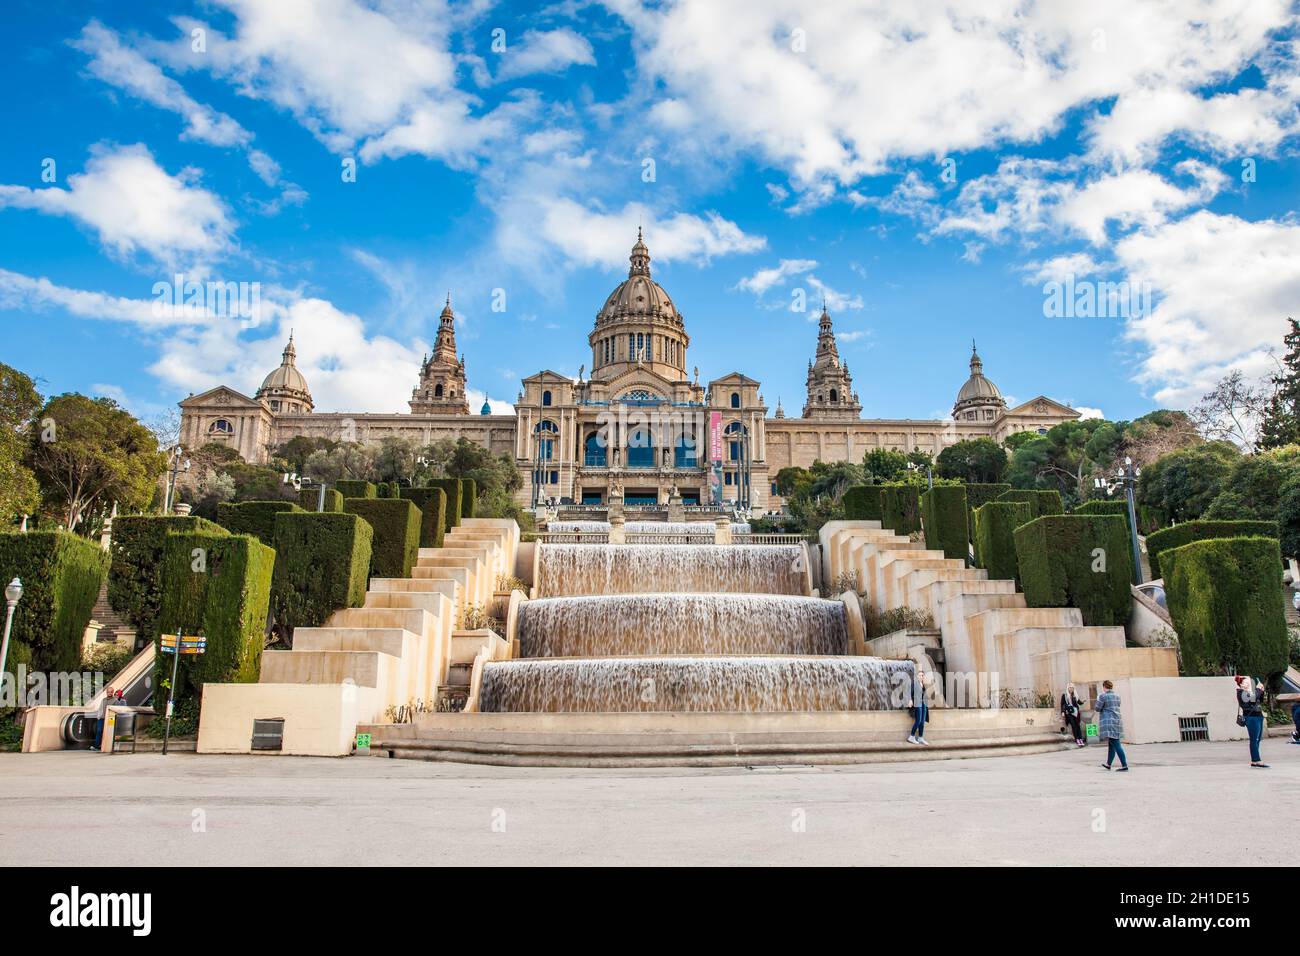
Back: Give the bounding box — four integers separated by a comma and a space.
953, 342, 1007, 422
256, 332, 313, 414
587, 229, 690, 383
410, 296, 470, 414
802, 303, 861, 420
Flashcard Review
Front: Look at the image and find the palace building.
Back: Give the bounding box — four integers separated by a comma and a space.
178, 230, 1079, 511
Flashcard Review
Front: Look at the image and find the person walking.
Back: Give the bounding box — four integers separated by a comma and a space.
1061, 682, 1086, 747
1291, 701, 1299, 745
907, 667, 930, 746
1235, 675, 1269, 768
89, 686, 114, 752
1095, 680, 1128, 771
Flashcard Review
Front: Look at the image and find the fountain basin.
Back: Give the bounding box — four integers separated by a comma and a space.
535, 544, 808, 597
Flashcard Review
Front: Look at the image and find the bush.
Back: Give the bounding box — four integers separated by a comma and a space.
335, 480, 376, 499
973, 501, 1033, 585
1162, 536, 1289, 678
921, 485, 968, 560
1014, 515, 1133, 626
1147, 519, 1279, 579
298, 488, 343, 513
399, 487, 447, 548
216, 500, 303, 546
842, 485, 883, 521
108, 516, 228, 647
998, 488, 1064, 518
880, 484, 922, 534
271, 512, 372, 630
1074, 499, 1133, 542
427, 479, 463, 533
344, 498, 422, 578
460, 478, 477, 519
0, 531, 110, 672
966, 482, 1011, 538
157, 532, 275, 706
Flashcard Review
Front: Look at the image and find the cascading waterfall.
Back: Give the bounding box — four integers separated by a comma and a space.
546, 520, 751, 533
535, 544, 807, 597
518, 593, 848, 657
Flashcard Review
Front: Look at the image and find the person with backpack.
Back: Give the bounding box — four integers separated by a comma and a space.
1235, 675, 1269, 768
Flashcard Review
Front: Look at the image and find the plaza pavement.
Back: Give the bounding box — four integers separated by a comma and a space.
2, 741, 1296, 866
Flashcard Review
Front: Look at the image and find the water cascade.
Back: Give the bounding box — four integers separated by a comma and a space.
534, 544, 806, 597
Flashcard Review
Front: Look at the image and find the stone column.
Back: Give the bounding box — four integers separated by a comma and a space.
608, 493, 624, 522
608, 513, 626, 544
713, 516, 732, 545
667, 493, 684, 523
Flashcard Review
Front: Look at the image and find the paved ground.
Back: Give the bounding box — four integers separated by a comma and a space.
3, 741, 1297, 866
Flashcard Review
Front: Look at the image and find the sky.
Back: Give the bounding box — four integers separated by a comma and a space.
3, 0, 1300, 428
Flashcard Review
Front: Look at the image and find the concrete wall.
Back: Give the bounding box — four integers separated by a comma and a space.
1112, 676, 1247, 744
197, 683, 379, 756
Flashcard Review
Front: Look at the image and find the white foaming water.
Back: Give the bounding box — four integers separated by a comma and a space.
546, 520, 751, 533
535, 544, 807, 596
518, 593, 848, 657
478, 656, 914, 713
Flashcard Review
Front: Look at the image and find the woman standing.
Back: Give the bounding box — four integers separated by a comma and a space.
1094, 680, 1128, 771
907, 668, 929, 746
1061, 683, 1086, 747
1235, 675, 1269, 769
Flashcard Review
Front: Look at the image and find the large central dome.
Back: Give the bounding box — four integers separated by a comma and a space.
588, 229, 690, 382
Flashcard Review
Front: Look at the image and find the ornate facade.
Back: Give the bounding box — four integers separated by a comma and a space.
178, 230, 1080, 512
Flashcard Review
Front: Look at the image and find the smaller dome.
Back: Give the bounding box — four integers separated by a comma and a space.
480, 398, 492, 415
257, 333, 313, 411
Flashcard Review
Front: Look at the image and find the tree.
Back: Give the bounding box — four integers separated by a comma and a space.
1003, 431, 1040, 453
936, 438, 1007, 483
303, 443, 379, 483
273, 435, 338, 473
0, 362, 42, 523
1260, 317, 1300, 450
1137, 442, 1239, 524
1191, 369, 1267, 452
862, 448, 908, 483
774, 466, 813, 497
1005, 419, 1107, 506
27, 394, 166, 529
372, 436, 424, 485
807, 460, 866, 502
1203, 453, 1292, 521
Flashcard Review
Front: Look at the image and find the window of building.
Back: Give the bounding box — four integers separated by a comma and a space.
209, 419, 234, 434
674, 432, 697, 468
626, 427, 654, 468
435, 383, 443, 398
730, 392, 740, 408
542, 390, 552, 407
725, 421, 747, 461
550, 470, 559, 485
535, 420, 559, 461
830, 389, 838, 403
584, 432, 607, 467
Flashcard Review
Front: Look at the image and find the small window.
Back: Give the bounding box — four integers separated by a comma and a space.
730, 392, 740, 408
434, 383, 444, 398
550, 470, 559, 484
830, 389, 838, 403
209, 419, 234, 434
542, 390, 552, 407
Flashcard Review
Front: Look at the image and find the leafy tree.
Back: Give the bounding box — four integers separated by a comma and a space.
0, 362, 42, 523
1278, 472, 1300, 559
1260, 317, 1300, 450
303, 442, 380, 483
1203, 453, 1291, 521
936, 437, 1006, 483
372, 436, 424, 485
1137, 442, 1239, 524
774, 466, 813, 497
274, 435, 338, 473
862, 448, 908, 483
27, 394, 165, 529
806, 460, 866, 501
1003, 431, 1040, 452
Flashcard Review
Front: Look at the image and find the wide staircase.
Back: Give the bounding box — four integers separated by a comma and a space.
197, 519, 519, 756
89, 582, 138, 647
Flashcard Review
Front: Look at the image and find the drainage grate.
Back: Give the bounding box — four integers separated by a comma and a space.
1178, 715, 1210, 742
251, 718, 285, 751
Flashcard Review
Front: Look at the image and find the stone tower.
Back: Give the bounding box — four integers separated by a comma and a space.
802, 303, 861, 420
410, 296, 470, 414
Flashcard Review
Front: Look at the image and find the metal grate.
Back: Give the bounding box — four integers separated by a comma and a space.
1178, 715, 1210, 742
251, 718, 285, 751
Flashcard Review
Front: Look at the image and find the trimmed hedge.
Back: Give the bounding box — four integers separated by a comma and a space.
427, 479, 463, 533
271, 512, 372, 630
843, 485, 883, 521
1147, 519, 1279, 580
158, 532, 275, 705
298, 487, 343, 513
1014, 514, 1132, 626
0, 531, 110, 672
1073, 499, 1133, 540
973, 501, 1033, 586
335, 480, 376, 499
343, 498, 422, 578
108, 516, 229, 646
840, 484, 920, 534
216, 500, 303, 546
460, 478, 477, 519
998, 488, 1065, 518
921, 485, 968, 560
399, 487, 447, 548
966, 482, 1011, 538
1162, 536, 1289, 678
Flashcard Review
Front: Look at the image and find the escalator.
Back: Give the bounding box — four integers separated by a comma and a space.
60, 644, 156, 748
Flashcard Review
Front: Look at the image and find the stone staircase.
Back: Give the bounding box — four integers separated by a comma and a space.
89, 582, 138, 647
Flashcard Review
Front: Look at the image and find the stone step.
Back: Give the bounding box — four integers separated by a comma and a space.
967, 607, 1084, 639
293, 627, 418, 657
364, 589, 455, 612
327, 606, 432, 636
260, 649, 399, 687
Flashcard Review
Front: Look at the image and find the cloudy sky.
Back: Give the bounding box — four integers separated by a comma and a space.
4, 0, 1300, 424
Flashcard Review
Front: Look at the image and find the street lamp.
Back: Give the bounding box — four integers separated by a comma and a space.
284, 472, 329, 512
0, 577, 22, 695
907, 459, 934, 490
163, 445, 190, 514
1094, 455, 1143, 584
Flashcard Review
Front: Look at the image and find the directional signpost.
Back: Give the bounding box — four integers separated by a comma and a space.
160, 629, 206, 755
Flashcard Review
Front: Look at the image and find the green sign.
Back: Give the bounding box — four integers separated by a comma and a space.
1085, 722, 1099, 738
355, 733, 371, 751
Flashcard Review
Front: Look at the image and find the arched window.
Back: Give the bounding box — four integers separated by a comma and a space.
534, 420, 559, 460
725, 421, 747, 461
583, 432, 607, 467
830, 389, 838, 403
434, 383, 443, 398
626, 426, 654, 468
208, 419, 234, 434
730, 392, 740, 408
542, 390, 552, 407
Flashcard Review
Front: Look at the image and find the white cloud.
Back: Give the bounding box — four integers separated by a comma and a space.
1023, 253, 1108, 284
1074, 406, 1105, 420
494, 28, 596, 81
735, 258, 816, 295
0, 268, 223, 326
1054, 162, 1227, 245
804, 275, 862, 312
0, 145, 234, 267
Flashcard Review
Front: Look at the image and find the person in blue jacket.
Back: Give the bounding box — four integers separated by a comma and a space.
1094, 680, 1128, 772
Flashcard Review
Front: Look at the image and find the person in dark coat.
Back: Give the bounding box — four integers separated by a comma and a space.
907, 667, 930, 746
1061, 682, 1086, 747
1235, 675, 1269, 768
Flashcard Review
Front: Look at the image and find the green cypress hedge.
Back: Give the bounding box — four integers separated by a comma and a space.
1073, 499, 1133, 541
966, 482, 1011, 538
460, 478, 477, 519
998, 489, 1064, 518
157, 532, 275, 706
216, 500, 303, 546
842, 485, 883, 521
335, 480, 376, 499
271, 512, 372, 630
298, 488, 343, 513
0, 531, 110, 672
343, 498, 422, 578
921, 485, 968, 560
1147, 519, 1279, 579
972, 501, 1032, 585
1162, 536, 1288, 677
109, 516, 229, 647
399, 487, 447, 548
1014, 515, 1133, 626
427, 479, 463, 533
881, 484, 922, 535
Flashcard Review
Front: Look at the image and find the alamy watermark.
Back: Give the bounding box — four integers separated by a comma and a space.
152, 273, 260, 320
1042, 274, 1153, 319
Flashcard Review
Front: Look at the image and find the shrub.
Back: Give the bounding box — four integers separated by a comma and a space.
1074, 499, 1133, 542
0, 531, 110, 672
1162, 536, 1289, 678
973, 501, 1033, 585
344, 498, 421, 578
1147, 519, 1279, 579
460, 478, 477, 519
108, 516, 228, 647
998, 488, 1064, 518
966, 482, 1011, 538
921, 485, 968, 560
1014, 515, 1132, 626
880, 484, 922, 534
335, 480, 376, 499
427, 479, 463, 533
216, 500, 303, 546
842, 485, 883, 521
271, 512, 373, 631
298, 487, 343, 513
157, 532, 275, 706
399, 487, 447, 548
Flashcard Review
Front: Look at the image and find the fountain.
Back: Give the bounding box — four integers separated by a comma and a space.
546, 520, 751, 533
534, 544, 808, 597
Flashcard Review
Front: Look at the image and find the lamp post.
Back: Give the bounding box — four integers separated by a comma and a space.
284, 472, 328, 512
1095, 456, 1143, 584
1, 578, 22, 696
163, 445, 190, 514
907, 460, 934, 490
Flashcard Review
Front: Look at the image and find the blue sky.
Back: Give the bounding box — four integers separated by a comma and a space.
4, 0, 1300, 428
